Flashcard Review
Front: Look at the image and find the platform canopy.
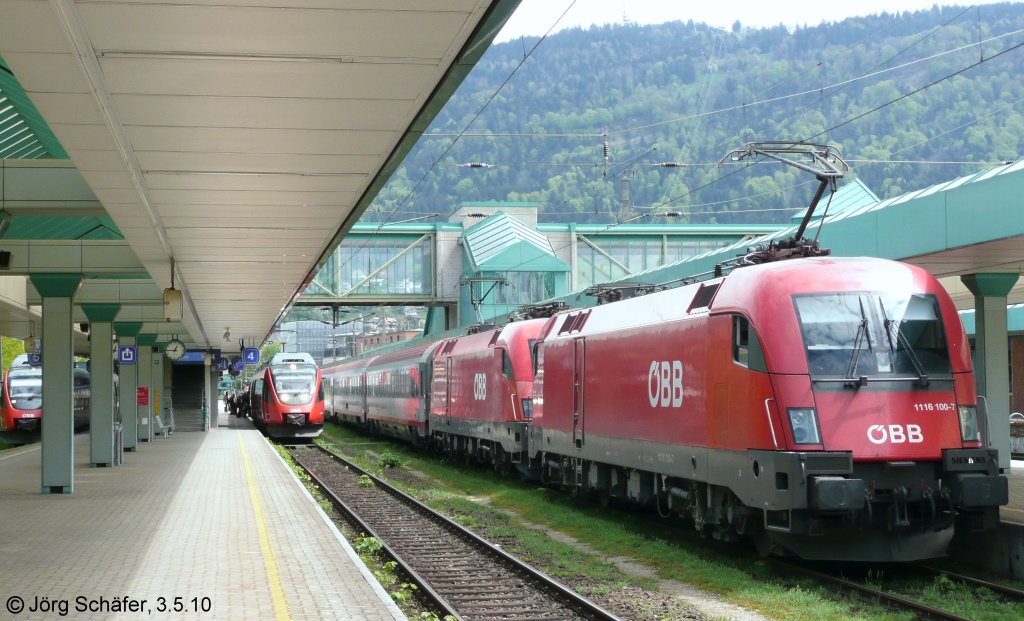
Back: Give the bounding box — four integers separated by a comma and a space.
0, 0, 520, 352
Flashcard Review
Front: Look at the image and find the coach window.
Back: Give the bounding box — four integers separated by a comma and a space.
733, 315, 767, 372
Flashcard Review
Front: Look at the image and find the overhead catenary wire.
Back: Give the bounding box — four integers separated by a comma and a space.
320, 10, 1024, 314
313, 1, 579, 292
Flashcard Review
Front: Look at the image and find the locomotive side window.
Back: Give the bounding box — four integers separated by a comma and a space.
528, 339, 538, 376
732, 315, 767, 372
500, 348, 513, 379
793, 293, 952, 379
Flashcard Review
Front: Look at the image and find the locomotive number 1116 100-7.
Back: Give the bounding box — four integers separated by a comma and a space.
913, 402, 955, 412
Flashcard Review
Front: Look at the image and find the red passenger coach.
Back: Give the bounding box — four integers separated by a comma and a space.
363, 342, 440, 444
530, 257, 1006, 561
430, 318, 547, 470
323, 356, 376, 426
249, 352, 324, 440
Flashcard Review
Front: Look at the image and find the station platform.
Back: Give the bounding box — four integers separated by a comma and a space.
0, 415, 406, 620
1002, 458, 1024, 525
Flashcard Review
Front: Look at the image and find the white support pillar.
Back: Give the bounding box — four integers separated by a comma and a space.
30, 274, 83, 494
962, 273, 1019, 471
136, 341, 153, 443
204, 353, 214, 430
82, 304, 118, 467
152, 345, 165, 436
114, 322, 141, 452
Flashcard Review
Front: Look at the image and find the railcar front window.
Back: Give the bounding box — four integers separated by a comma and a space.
794, 293, 952, 380
272, 363, 317, 405
8, 368, 42, 408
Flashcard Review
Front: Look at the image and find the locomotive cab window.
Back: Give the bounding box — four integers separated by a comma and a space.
732, 315, 767, 372
793, 292, 952, 380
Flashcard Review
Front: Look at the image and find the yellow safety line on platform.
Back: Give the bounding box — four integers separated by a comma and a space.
1003, 506, 1024, 515
238, 431, 291, 621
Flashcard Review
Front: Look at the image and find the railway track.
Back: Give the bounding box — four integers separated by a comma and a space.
288, 443, 623, 621
773, 559, 1024, 621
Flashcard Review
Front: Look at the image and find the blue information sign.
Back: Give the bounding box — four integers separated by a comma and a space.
231, 357, 244, 372
27, 353, 41, 366
118, 346, 137, 365
243, 348, 260, 365
216, 358, 229, 372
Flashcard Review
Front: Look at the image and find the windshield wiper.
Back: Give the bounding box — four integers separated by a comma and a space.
845, 298, 873, 388
879, 299, 929, 387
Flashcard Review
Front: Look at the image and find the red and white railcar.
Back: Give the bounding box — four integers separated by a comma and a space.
249, 352, 324, 439
0, 355, 91, 445
530, 257, 1005, 561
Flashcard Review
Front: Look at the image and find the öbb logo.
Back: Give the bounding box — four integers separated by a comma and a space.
648, 361, 683, 408
473, 373, 487, 400
867, 424, 924, 444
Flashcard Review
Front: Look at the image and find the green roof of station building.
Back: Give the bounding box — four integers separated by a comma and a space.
0, 56, 68, 159
463, 211, 570, 273
539, 161, 1024, 308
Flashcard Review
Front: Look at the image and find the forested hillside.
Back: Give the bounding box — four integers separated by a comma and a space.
368, 3, 1024, 225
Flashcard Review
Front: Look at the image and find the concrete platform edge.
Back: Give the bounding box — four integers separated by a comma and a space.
263, 438, 408, 621
949, 521, 1024, 580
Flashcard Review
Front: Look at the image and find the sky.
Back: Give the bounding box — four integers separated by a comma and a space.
495, 0, 1023, 42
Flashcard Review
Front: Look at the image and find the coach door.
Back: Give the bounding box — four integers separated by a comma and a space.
573, 338, 585, 448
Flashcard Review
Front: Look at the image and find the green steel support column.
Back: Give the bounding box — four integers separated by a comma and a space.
136, 334, 156, 443
962, 273, 1019, 471
114, 322, 142, 452
82, 304, 119, 467
30, 274, 83, 494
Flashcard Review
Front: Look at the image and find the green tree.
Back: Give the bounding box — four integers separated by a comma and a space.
2, 336, 25, 376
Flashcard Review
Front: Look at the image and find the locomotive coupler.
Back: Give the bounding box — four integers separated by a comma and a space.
889, 487, 910, 530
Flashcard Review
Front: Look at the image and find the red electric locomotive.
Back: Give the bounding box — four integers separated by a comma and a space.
530, 256, 1006, 561
0, 355, 91, 445
249, 352, 324, 439
429, 318, 547, 469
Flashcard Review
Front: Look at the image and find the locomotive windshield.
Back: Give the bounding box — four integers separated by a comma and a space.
7, 366, 42, 409
271, 362, 317, 405
793, 293, 952, 380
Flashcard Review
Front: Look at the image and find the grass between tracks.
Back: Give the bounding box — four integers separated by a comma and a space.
314, 423, 1024, 621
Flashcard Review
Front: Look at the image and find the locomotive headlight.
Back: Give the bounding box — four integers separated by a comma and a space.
279, 393, 294, 404
787, 408, 822, 445
958, 405, 981, 442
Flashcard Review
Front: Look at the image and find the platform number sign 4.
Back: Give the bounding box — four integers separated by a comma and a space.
243, 348, 260, 365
